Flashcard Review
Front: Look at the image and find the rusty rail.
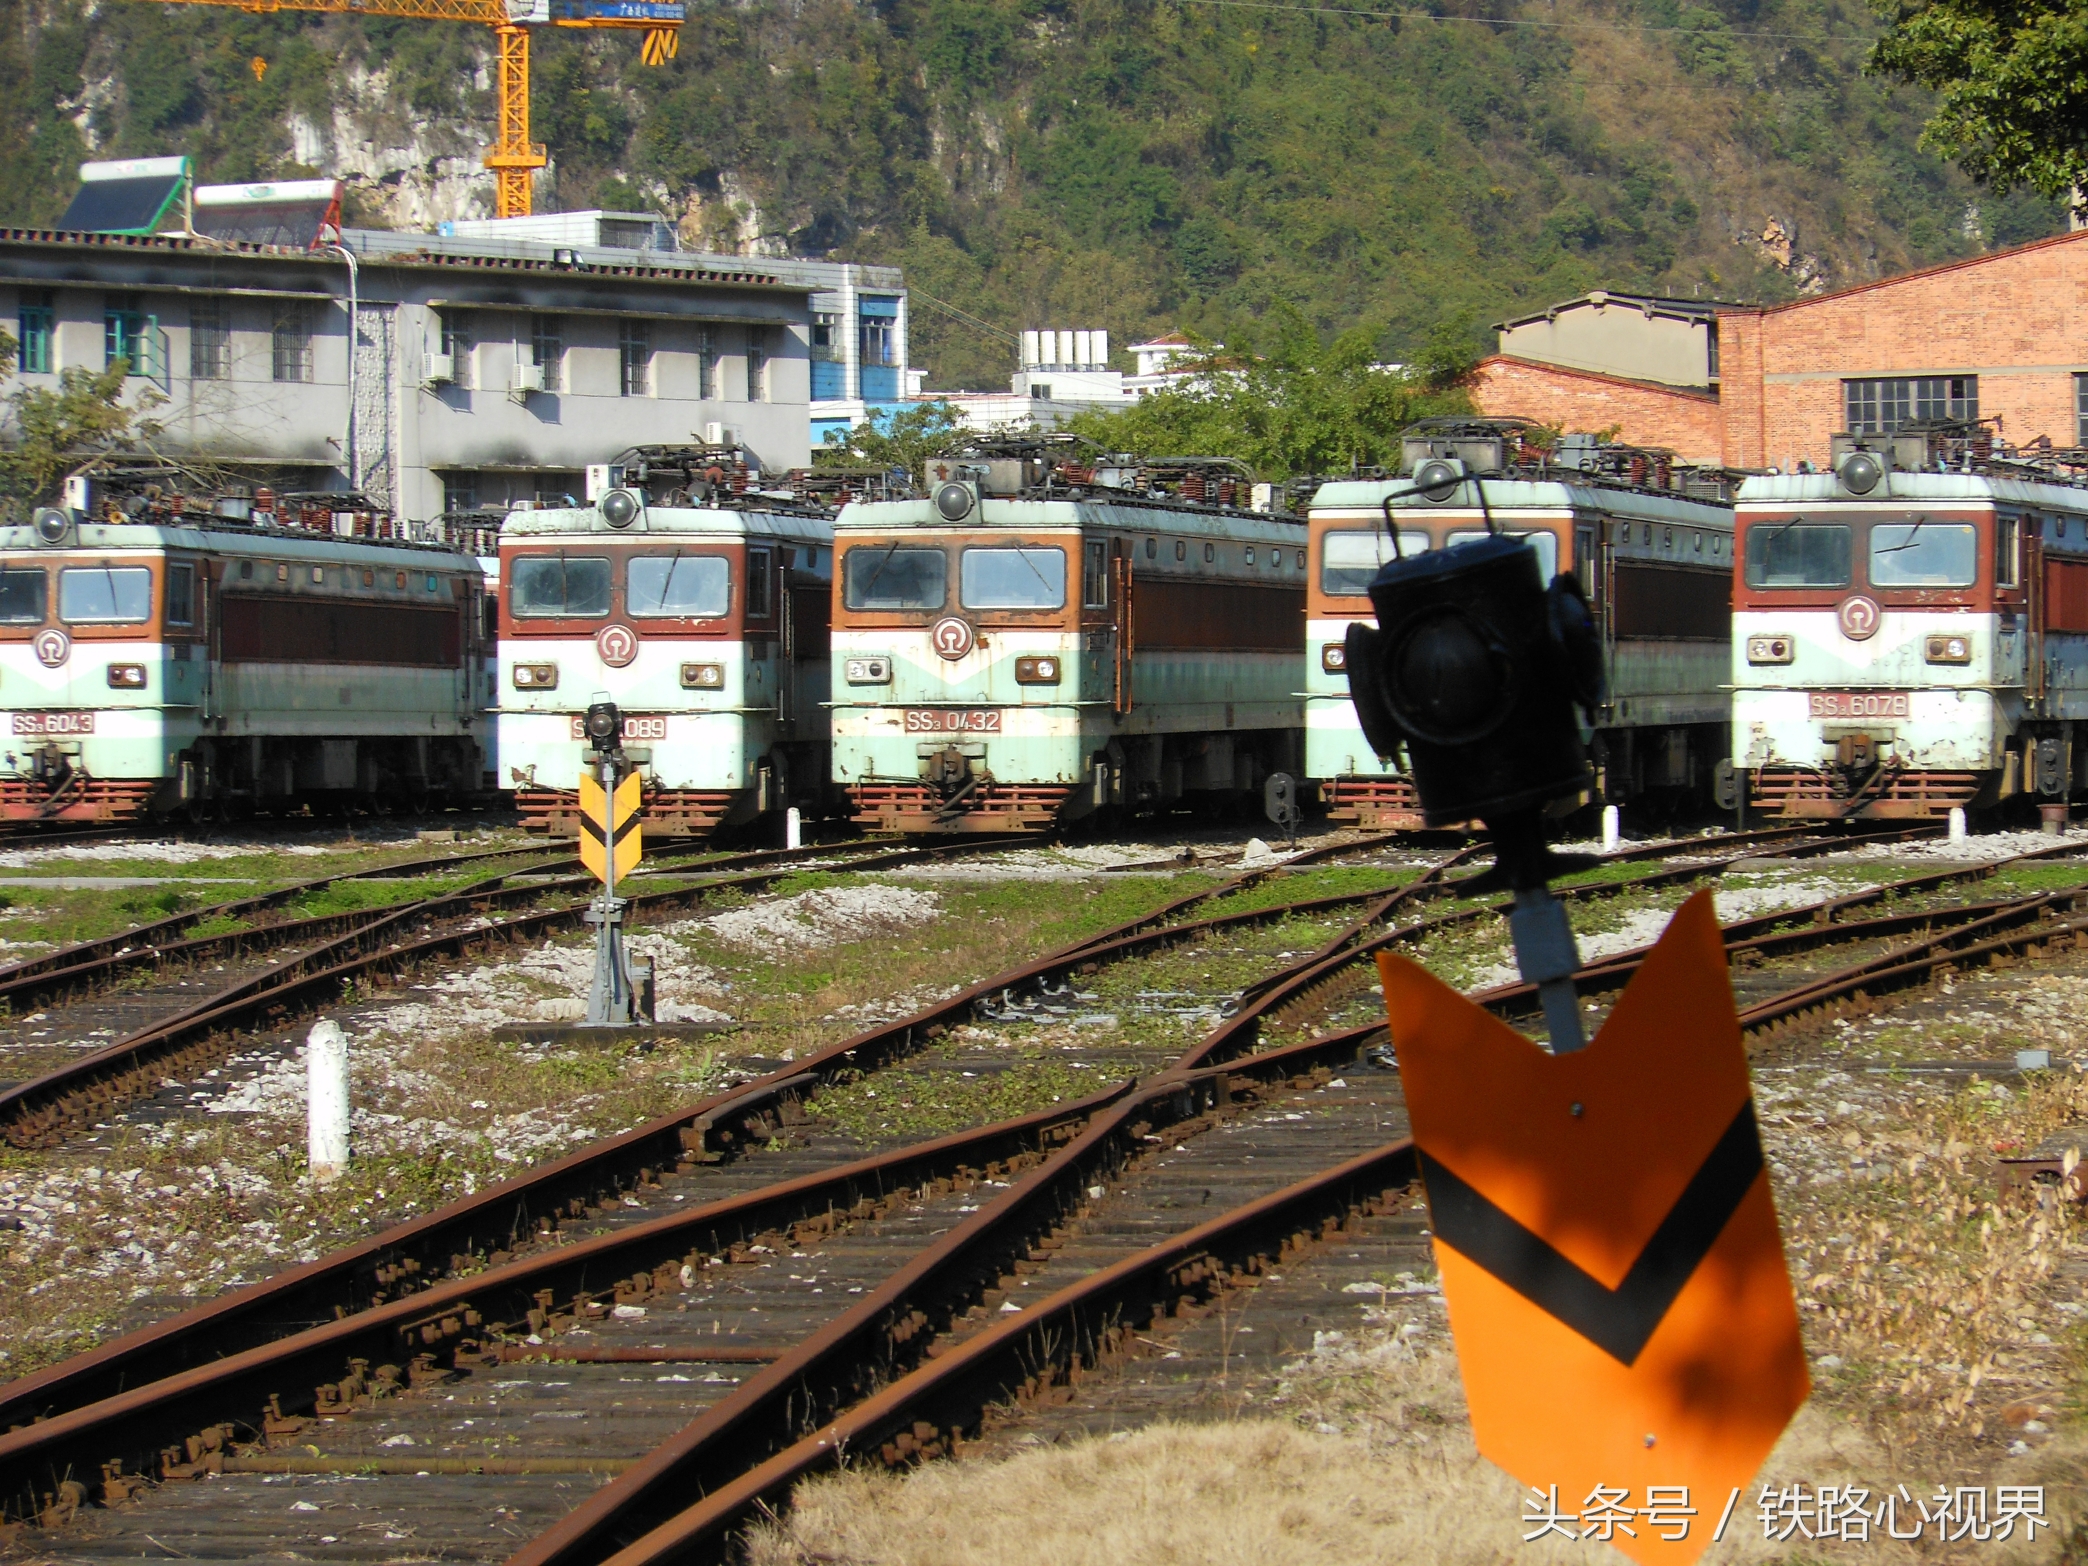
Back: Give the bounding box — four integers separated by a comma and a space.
0, 832, 1421, 1438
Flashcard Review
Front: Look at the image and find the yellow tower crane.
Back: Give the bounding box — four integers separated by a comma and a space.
140, 0, 683, 217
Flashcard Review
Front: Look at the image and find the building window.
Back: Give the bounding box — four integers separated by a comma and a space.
534, 472, 581, 508
190, 299, 230, 381
619, 319, 652, 397
17, 291, 53, 374
697, 327, 719, 399
530, 315, 563, 391
1844, 375, 1978, 435
442, 473, 480, 515
105, 294, 145, 371
811, 312, 843, 361
1705, 320, 1720, 381
748, 329, 769, 403
272, 307, 313, 383
2076, 374, 2088, 445
437, 309, 472, 389
861, 319, 895, 368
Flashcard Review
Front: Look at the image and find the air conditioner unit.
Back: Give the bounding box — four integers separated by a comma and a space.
424, 351, 456, 386
509, 362, 545, 399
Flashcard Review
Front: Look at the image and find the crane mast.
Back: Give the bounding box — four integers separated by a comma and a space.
131, 0, 682, 217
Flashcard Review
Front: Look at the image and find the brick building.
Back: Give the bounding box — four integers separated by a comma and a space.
1472, 231, 2088, 470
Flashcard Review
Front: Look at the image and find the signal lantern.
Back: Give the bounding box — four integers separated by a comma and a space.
1344, 533, 1602, 827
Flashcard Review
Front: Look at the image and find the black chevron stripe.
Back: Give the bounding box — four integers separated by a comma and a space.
1419, 1100, 1764, 1365
579, 806, 640, 848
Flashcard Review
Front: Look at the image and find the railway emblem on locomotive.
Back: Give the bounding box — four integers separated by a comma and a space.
1837, 594, 1881, 641
595, 623, 639, 668
930, 615, 975, 661
33, 628, 69, 668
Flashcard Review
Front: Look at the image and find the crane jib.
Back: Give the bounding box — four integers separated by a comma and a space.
505, 0, 684, 20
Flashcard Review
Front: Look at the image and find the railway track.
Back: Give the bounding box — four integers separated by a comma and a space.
4, 822, 2037, 1561
0, 834, 1068, 1146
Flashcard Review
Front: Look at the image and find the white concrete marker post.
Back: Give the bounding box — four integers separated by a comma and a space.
1948, 806, 1968, 845
1601, 805, 1620, 853
307, 1018, 350, 1184
785, 807, 802, 851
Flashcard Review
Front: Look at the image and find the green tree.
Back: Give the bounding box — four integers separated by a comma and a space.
1869, 0, 2088, 202
1064, 310, 1472, 480
816, 400, 973, 484
0, 359, 166, 511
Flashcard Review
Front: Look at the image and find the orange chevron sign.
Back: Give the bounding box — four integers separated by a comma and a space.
1376, 890, 1808, 1566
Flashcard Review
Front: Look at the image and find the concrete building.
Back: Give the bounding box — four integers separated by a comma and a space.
791, 261, 907, 449
447, 219, 908, 452
1473, 237, 2088, 469
0, 212, 817, 520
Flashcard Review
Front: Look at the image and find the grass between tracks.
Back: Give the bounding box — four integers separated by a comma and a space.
11, 848, 1410, 1380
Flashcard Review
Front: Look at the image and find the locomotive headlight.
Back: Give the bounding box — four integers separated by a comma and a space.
1746, 635, 1794, 666
845, 656, 892, 686
1014, 656, 1061, 685
106, 663, 146, 689
512, 663, 559, 689
680, 662, 726, 690
1321, 642, 1348, 674
1925, 633, 1973, 665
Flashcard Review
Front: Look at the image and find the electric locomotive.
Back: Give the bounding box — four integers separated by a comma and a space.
0, 463, 492, 821
498, 445, 853, 836
1308, 420, 1740, 827
1734, 422, 2088, 818
830, 436, 1305, 833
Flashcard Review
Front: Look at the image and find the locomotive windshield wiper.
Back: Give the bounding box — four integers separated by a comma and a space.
1874, 514, 1929, 553
858, 539, 905, 602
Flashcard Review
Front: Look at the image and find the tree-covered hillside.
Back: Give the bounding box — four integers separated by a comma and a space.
0, 0, 2065, 387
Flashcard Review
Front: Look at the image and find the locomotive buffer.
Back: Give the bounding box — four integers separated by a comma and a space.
579, 701, 653, 1030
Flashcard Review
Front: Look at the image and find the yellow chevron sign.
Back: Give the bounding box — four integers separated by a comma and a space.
579, 768, 643, 883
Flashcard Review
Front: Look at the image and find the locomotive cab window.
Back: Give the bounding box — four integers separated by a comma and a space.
1082, 540, 1109, 608
1996, 515, 2021, 589
1745, 522, 1851, 588
165, 563, 196, 627
746, 548, 774, 619
1448, 529, 1556, 580
628, 555, 730, 619
1869, 520, 1978, 588
510, 555, 611, 619
0, 568, 46, 625
1321, 529, 1428, 597
960, 546, 1066, 610
843, 545, 946, 611
60, 566, 152, 623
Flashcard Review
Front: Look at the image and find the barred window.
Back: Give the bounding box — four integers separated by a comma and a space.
1844, 375, 1978, 434
697, 327, 719, 399
748, 329, 769, 403
272, 307, 313, 383
530, 315, 563, 392
2076, 374, 2088, 445
619, 319, 652, 397
437, 309, 473, 390
190, 299, 230, 381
